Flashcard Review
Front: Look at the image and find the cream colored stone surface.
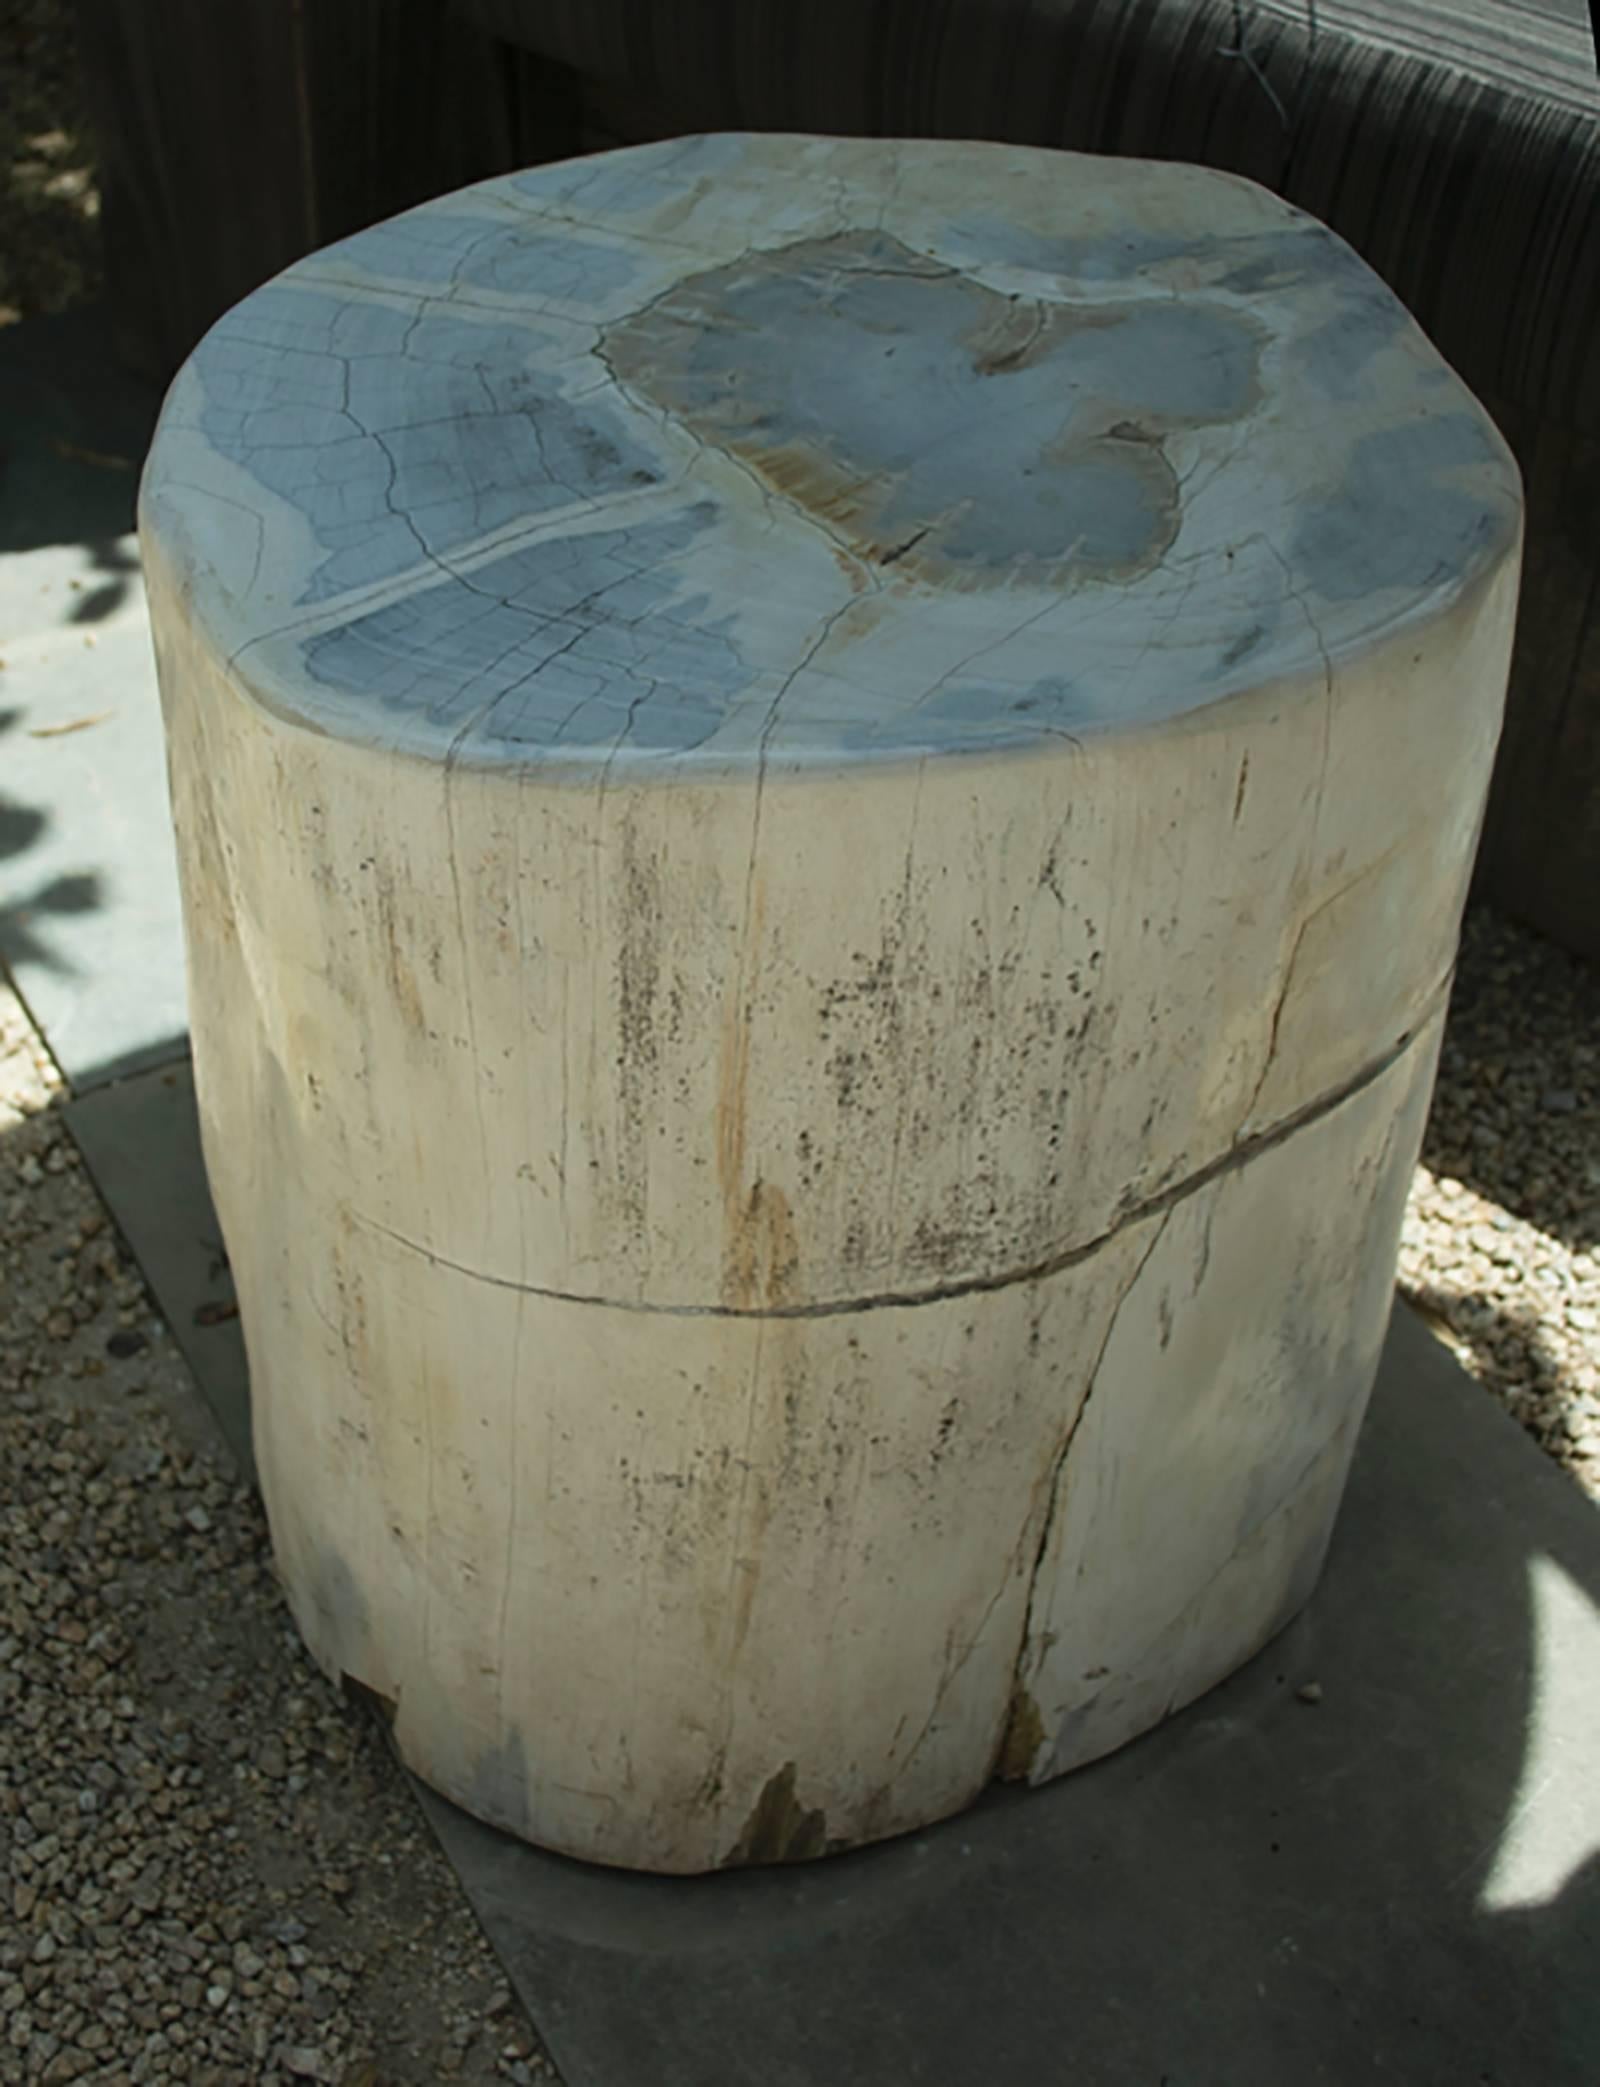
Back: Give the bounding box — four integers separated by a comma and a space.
142, 135, 1521, 1869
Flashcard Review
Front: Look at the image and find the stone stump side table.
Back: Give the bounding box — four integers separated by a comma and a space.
140, 135, 1522, 1873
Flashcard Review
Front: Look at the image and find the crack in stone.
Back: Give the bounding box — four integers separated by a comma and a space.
351, 972, 1448, 1322
908, 594, 1069, 718
1056, 1418, 1356, 1728
1241, 919, 1304, 1134
221, 475, 688, 678
992, 1205, 1176, 1780
894, 1494, 1043, 1776
725, 589, 867, 1059
1231, 533, 1340, 1131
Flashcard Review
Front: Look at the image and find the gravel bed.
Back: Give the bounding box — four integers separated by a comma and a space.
1400, 907, 1600, 1500
0, 985, 558, 2087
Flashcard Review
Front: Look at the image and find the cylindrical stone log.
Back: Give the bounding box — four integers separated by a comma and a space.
140, 134, 1522, 1872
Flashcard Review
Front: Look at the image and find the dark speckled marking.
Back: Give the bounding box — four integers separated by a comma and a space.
605, 231, 1265, 587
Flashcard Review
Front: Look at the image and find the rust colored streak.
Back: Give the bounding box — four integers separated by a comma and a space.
724, 1179, 801, 1312
995, 1684, 1047, 1782
715, 876, 804, 1309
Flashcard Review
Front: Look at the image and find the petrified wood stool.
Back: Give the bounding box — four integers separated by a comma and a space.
141, 135, 1522, 1873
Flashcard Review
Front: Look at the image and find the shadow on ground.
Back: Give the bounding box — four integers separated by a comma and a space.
0, 701, 103, 978
0, 306, 169, 1043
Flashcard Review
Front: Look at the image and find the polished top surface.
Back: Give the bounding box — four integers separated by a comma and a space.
141, 134, 1521, 771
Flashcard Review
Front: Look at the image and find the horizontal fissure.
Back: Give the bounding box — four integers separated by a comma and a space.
354, 974, 1447, 1322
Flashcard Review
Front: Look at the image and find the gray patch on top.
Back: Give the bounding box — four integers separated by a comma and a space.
605, 231, 1265, 586
169, 162, 1518, 770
